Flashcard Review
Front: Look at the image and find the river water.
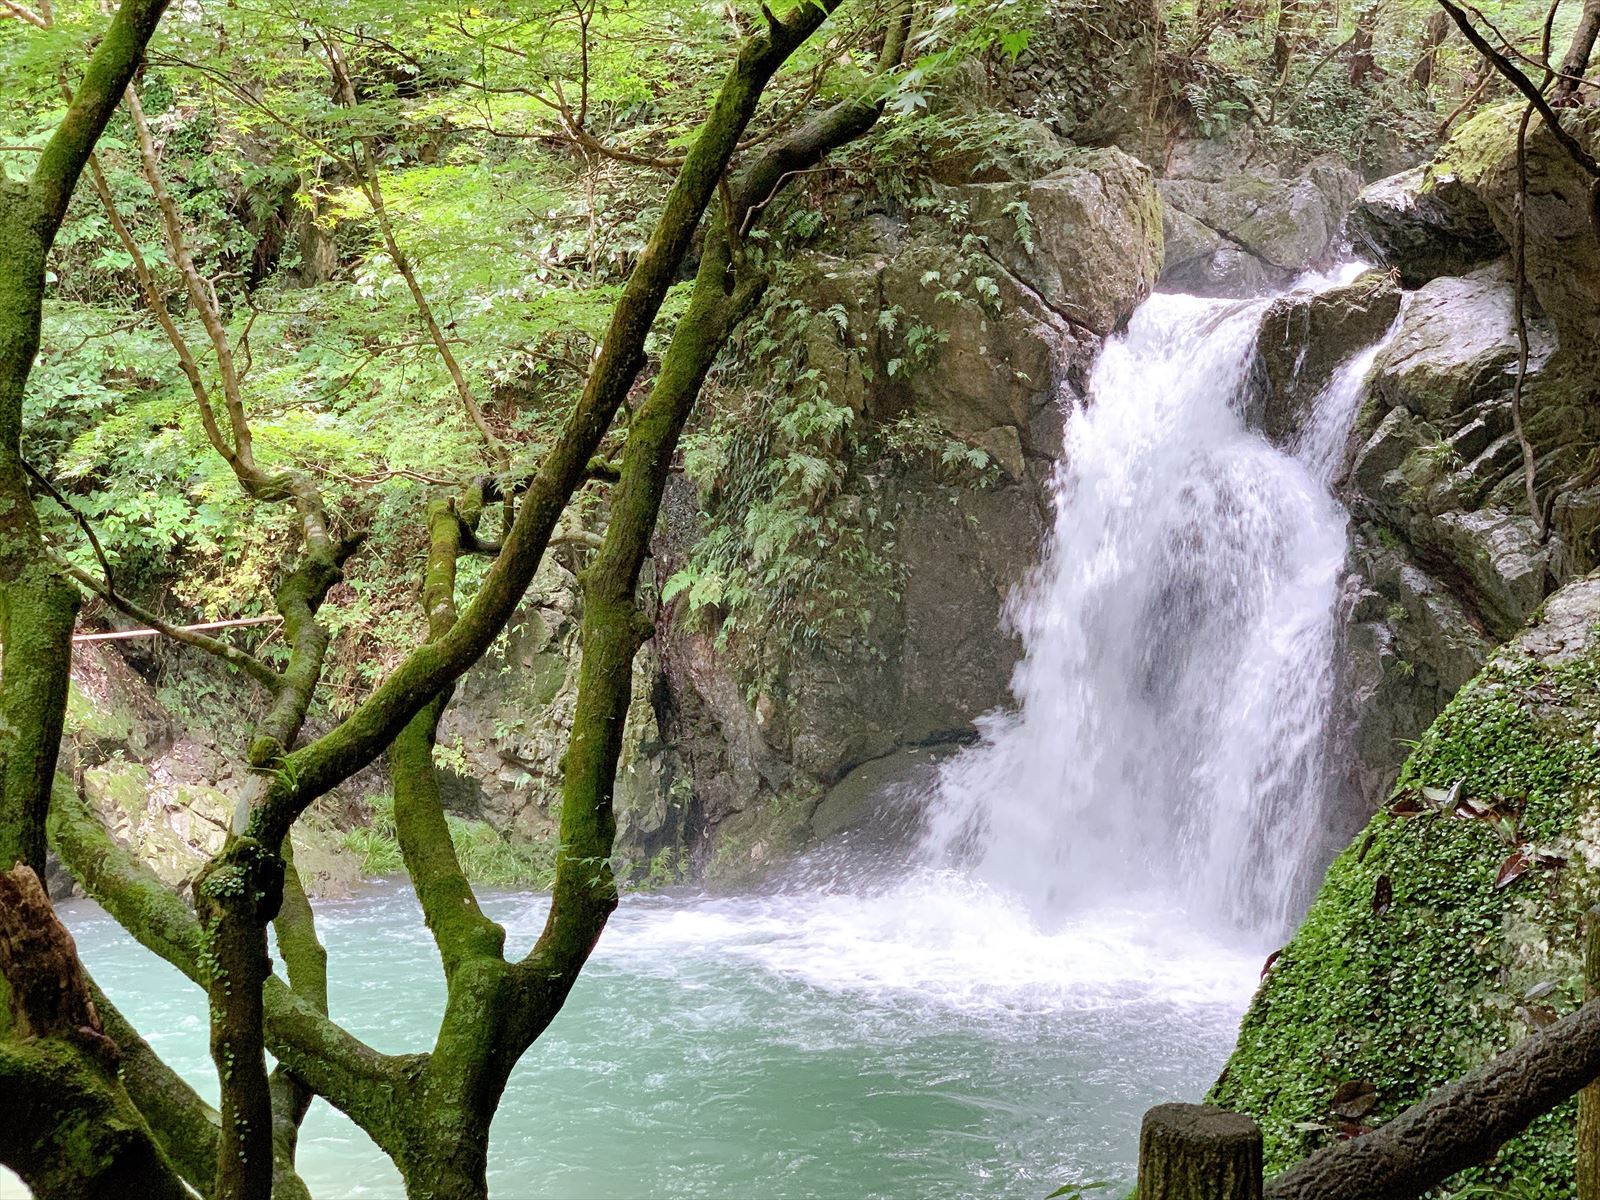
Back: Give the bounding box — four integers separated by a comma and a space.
11, 272, 1390, 1199
49, 879, 1261, 1198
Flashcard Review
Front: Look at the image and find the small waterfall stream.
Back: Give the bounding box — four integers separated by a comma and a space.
922, 267, 1388, 936
24, 273, 1404, 1200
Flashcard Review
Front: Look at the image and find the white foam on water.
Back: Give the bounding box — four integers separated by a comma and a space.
547, 877, 1265, 1019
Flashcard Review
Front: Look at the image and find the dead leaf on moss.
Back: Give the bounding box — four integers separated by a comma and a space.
1495, 849, 1532, 890
1372, 874, 1393, 916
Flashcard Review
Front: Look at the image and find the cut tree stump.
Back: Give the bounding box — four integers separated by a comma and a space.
1138, 1103, 1264, 1200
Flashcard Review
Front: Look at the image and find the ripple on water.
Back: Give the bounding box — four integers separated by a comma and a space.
20, 875, 1263, 1200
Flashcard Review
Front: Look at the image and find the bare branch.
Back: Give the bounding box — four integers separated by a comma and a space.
22, 458, 115, 592
55, 557, 283, 692
0, 0, 49, 27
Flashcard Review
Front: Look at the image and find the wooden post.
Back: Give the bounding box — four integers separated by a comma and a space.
1138, 1103, 1264, 1200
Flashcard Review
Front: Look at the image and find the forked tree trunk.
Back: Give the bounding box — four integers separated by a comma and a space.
0, 866, 189, 1198
1409, 9, 1452, 90
397, 1128, 492, 1200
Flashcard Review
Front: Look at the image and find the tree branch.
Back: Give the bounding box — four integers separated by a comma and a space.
1268, 995, 1600, 1199
391, 490, 505, 979
55, 557, 283, 692
249, 0, 850, 847
1435, 1, 1600, 178
0, 0, 47, 28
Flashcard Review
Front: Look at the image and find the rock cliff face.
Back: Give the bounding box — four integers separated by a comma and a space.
433, 555, 673, 864
1218, 105, 1600, 1197
1247, 104, 1600, 848
55, 646, 362, 899
446, 124, 1372, 881
650, 149, 1164, 880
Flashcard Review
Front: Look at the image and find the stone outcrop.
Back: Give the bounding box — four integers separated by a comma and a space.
1245, 101, 1600, 853
1159, 139, 1362, 295
1346, 164, 1504, 287
1249, 271, 1402, 447
55, 646, 362, 898
984, 0, 1160, 152
1227, 109, 1600, 1194
1331, 266, 1600, 819
651, 149, 1163, 880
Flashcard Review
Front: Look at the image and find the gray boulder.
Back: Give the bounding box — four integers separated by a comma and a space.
1367, 265, 1552, 423
1159, 146, 1361, 296
1345, 165, 1504, 287
965, 148, 1164, 334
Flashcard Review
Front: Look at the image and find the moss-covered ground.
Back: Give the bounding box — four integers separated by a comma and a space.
1213, 600, 1600, 1197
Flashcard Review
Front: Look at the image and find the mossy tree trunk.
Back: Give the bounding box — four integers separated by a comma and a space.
1553, 0, 1600, 106
0, 4, 250, 1195
1138, 1104, 1264, 1200
0, 866, 189, 1199
37, 4, 915, 1197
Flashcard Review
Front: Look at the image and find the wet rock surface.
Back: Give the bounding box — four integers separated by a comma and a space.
1346, 165, 1504, 286
1250, 271, 1402, 448
651, 149, 1163, 880
1158, 140, 1361, 296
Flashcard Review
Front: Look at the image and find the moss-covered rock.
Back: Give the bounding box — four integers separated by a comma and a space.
1356, 103, 1600, 347
62, 646, 173, 770
1331, 102, 1600, 849
1215, 572, 1600, 1197
1448, 104, 1600, 350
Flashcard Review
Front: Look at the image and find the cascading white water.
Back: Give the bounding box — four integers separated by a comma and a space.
922, 269, 1390, 936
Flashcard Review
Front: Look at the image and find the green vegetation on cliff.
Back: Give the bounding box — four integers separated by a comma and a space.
1214, 577, 1600, 1197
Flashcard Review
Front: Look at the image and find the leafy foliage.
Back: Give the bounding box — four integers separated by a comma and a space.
665, 253, 1008, 694
1157, 0, 1582, 167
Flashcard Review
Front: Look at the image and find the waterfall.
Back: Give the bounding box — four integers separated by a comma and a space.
921, 270, 1391, 937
